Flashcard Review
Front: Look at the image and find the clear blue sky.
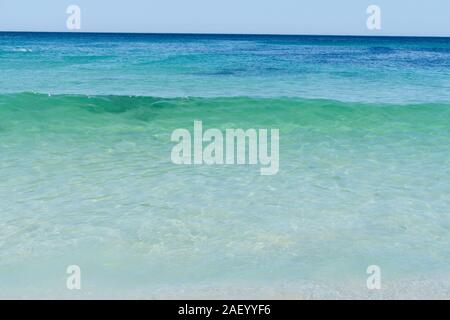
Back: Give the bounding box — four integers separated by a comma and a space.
0, 0, 449, 36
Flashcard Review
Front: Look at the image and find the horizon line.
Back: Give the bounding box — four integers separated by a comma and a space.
1, 30, 450, 39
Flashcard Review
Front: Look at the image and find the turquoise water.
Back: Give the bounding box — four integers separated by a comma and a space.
0, 33, 449, 299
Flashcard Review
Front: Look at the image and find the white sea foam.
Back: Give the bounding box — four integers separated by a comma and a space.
9, 48, 33, 52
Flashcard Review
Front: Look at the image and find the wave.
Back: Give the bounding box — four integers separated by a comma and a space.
1, 91, 449, 107
0, 92, 449, 131
1, 48, 33, 53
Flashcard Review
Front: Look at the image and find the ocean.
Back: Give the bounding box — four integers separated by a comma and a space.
0, 32, 449, 299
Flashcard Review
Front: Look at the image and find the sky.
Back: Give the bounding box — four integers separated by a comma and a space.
0, 0, 449, 36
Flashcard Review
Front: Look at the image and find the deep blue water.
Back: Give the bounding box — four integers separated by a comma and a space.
1, 32, 449, 102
